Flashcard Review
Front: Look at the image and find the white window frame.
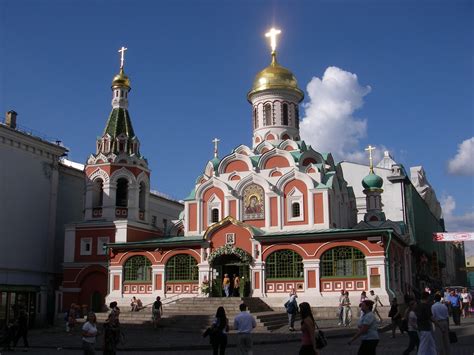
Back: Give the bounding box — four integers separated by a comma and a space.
287, 187, 304, 222
207, 194, 221, 225
80, 237, 93, 256
97, 237, 110, 255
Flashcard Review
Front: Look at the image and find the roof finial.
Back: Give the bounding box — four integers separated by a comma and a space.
118, 46, 128, 70
265, 28, 281, 65
365, 145, 376, 173
212, 138, 220, 159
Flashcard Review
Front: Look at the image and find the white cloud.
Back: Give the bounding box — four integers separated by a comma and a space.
300, 66, 371, 161
440, 194, 474, 232
448, 137, 474, 176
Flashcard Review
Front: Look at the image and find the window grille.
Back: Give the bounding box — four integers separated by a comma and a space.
211, 208, 219, 223
320, 247, 366, 277
166, 254, 198, 281
282, 103, 289, 125
266, 250, 303, 279
124, 256, 152, 281
292, 202, 300, 218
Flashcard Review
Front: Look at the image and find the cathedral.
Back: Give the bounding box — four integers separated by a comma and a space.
60, 29, 449, 312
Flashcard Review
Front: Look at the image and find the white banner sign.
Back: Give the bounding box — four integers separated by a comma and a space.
433, 232, 474, 242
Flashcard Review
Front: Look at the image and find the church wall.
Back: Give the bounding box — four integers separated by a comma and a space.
148, 194, 183, 234
188, 203, 197, 231
74, 227, 115, 262
263, 155, 290, 169
270, 197, 278, 226
202, 186, 225, 230
283, 179, 308, 226
224, 160, 250, 173
313, 193, 324, 224
126, 226, 159, 243
209, 224, 253, 253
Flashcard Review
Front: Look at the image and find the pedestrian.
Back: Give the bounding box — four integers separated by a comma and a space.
82, 312, 98, 355
222, 274, 231, 297
337, 290, 345, 326
347, 300, 379, 355
460, 288, 471, 318
130, 297, 138, 312
1, 320, 15, 351
402, 300, 419, 355
388, 297, 402, 338
210, 306, 229, 355
13, 308, 29, 350
415, 291, 437, 355
431, 293, 450, 355
233, 274, 240, 296
233, 303, 256, 355
447, 289, 462, 325
359, 291, 368, 317
341, 291, 352, 327
152, 296, 163, 329
443, 288, 450, 303
66, 303, 77, 333
298, 302, 318, 355
369, 290, 384, 322
103, 307, 121, 355
284, 291, 298, 331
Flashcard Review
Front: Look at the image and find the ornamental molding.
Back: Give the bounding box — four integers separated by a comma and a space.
258, 148, 295, 170
88, 167, 110, 183
208, 244, 252, 265
217, 153, 253, 175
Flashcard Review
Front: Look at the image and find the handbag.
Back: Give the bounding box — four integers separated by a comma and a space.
314, 321, 327, 349
449, 330, 458, 344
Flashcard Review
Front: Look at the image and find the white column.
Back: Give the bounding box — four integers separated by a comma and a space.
198, 263, 211, 296
127, 185, 139, 221
102, 182, 116, 220
302, 259, 319, 296
365, 256, 389, 304
107, 266, 123, 301
84, 184, 95, 220
250, 261, 265, 297
152, 265, 165, 298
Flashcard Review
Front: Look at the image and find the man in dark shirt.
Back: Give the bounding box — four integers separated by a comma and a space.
415, 291, 436, 355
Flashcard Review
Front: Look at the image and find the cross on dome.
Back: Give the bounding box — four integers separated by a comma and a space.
365, 145, 376, 172
265, 28, 281, 54
212, 138, 220, 159
118, 46, 128, 69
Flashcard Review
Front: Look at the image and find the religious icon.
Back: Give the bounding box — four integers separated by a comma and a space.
243, 184, 264, 220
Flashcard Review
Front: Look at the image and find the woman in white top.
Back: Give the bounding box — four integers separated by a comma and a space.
460, 288, 472, 318
82, 312, 98, 355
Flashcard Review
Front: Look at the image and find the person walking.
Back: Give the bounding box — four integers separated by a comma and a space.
402, 300, 419, 355
103, 307, 121, 355
298, 302, 318, 355
369, 290, 384, 322
233, 303, 256, 355
82, 312, 98, 355
341, 291, 352, 327
460, 288, 471, 318
337, 290, 345, 326
222, 274, 231, 297
388, 297, 402, 338
152, 296, 163, 329
348, 300, 379, 355
233, 274, 240, 297
446, 289, 462, 325
284, 292, 298, 331
13, 308, 29, 350
210, 306, 229, 355
431, 293, 450, 355
415, 291, 437, 355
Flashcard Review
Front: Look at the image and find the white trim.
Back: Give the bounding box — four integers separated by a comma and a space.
287, 187, 304, 222
80, 237, 92, 256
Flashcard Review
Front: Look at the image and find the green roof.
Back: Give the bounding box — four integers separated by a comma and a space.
184, 188, 196, 201
104, 107, 135, 139
109, 235, 204, 248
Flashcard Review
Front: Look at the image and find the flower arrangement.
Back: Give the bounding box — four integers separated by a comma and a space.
208, 245, 252, 264
200, 279, 210, 295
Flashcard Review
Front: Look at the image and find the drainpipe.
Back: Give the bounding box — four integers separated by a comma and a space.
384, 231, 396, 299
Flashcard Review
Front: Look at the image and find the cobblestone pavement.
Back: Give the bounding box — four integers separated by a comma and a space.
5, 317, 474, 354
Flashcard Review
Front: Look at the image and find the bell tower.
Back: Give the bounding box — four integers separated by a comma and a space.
247, 28, 304, 148
84, 47, 150, 224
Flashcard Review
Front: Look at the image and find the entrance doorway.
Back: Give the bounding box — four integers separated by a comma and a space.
210, 255, 250, 297
91, 291, 102, 312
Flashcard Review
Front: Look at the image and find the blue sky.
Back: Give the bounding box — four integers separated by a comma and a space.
1, 1, 472, 243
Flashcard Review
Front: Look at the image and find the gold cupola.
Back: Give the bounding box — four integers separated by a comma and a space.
247, 52, 303, 101
111, 67, 131, 89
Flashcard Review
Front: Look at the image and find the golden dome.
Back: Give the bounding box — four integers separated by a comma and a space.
111, 68, 131, 89
248, 53, 303, 101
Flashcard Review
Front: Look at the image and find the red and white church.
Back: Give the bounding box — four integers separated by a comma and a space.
62, 33, 411, 310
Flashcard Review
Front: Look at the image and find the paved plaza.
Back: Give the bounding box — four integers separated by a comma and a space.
5, 316, 474, 355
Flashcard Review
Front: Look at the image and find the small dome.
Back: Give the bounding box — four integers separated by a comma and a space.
111, 68, 131, 89
362, 172, 383, 189
247, 54, 303, 101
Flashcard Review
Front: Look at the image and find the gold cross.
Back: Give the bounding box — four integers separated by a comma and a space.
265, 28, 281, 54
212, 138, 220, 158
118, 46, 128, 69
365, 145, 376, 172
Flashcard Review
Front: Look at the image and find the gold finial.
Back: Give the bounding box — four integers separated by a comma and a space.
365, 145, 376, 173
118, 46, 128, 69
265, 28, 281, 64
212, 138, 220, 159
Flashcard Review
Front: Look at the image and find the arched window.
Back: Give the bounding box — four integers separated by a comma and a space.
93, 179, 104, 207
139, 182, 146, 211
211, 208, 219, 223
264, 104, 272, 126
282, 103, 289, 125
320, 247, 366, 277
253, 107, 258, 129
124, 256, 152, 281
295, 106, 300, 129
266, 250, 303, 279
116, 178, 128, 207
292, 202, 300, 218
166, 254, 198, 281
